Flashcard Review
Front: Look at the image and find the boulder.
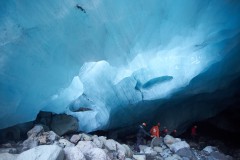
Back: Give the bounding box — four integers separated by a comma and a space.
165, 154, 182, 160
139, 145, 148, 153
22, 136, 38, 151
169, 141, 190, 153
76, 141, 96, 154
133, 154, 146, 160
104, 139, 117, 151
17, 145, 64, 160
92, 137, 103, 149
151, 137, 163, 147
153, 146, 163, 153
0, 148, 18, 154
0, 153, 18, 160
203, 146, 218, 154
122, 144, 133, 157
27, 125, 44, 137
81, 133, 92, 141
163, 135, 175, 147
98, 136, 107, 144
209, 151, 230, 160
37, 131, 59, 145
64, 147, 86, 160
50, 114, 78, 136
85, 148, 110, 160
176, 148, 197, 160
70, 134, 81, 144
58, 139, 75, 148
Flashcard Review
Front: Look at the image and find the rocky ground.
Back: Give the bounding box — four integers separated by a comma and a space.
0, 124, 236, 160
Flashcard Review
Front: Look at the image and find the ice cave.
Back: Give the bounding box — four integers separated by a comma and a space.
0, 0, 240, 159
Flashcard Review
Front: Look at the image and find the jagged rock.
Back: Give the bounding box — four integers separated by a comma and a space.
133, 154, 146, 160
203, 146, 218, 154
164, 135, 175, 147
50, 114, 78, 136
92, 136, 104, 148
64, 146, 86, 160
76, 141, 96, 154
22, 136, 38, 151
1, 143, 12, 148
164, 154, 182, 160
70, 134, 81, 144
16, 145, 64, 160
139, 145, 148, 153
98, 136, 107, 144
122, 144, 133, 157
142, 147, 156, 155
151, 137, 163, 147
58, 139, 74, 148
104, 139, 117, 151
0, 148, 18, 154
85, 148, 110, 160
176, 148, 197, 160
170, 141, 190, 153
27, 125, 44, 137
209, 151, 230, 160
117, 149, 125, 160
153, 146, 163, 153
0, 153, 18, 160
80, 133, 92, 141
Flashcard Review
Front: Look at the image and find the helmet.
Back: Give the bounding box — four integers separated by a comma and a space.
142, 122, 147, 126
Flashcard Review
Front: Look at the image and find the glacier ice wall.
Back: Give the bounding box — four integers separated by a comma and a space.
1, 0, 240, 132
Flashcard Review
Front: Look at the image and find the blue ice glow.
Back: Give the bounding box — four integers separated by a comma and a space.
1, 0, 240, 132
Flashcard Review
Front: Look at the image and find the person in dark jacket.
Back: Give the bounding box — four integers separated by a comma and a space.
135, 122, 151, 152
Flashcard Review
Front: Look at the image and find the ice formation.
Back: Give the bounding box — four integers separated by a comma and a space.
1, 0, 240, 132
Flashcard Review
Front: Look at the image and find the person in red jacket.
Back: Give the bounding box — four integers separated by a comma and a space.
150, 122, 160, 137
162, 127, 168, 137
191, 125, 197, 140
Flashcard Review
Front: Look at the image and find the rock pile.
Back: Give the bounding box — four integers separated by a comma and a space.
0, 125, 132, 160
0, 125, 234, 160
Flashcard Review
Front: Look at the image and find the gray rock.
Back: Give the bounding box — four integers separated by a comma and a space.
133, 154, 146, 160
80, 133, 92, 141
17, 145, 64, 160
76, 141, 96, 154
104, 139, 117, 151
139, 145, 148, 153
85, 148, 110, 160
0, 153, 18, 160
153, 146, 163, 153
151, 137, 163, 147
58, 139, 75, 148
50, 114, 78, 136
170, 141, 190, 153
203, 146, 218, 154
64, 146, 86, 160
163, 135, 175, 147
122, 144, 133, 158
70, 134, 81, 144
27, 125, 44, 137
92, 137, 103, 148
176, 148, 197, 160
165, 154, 182, 160
0, 148, 18, 154
22, 136, 38, 151
209, 151, 229, 160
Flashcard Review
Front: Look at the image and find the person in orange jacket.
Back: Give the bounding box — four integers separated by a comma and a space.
150, 122, 160, 137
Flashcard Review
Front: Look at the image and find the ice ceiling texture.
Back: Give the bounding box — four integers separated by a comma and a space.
1, 0, 240, 132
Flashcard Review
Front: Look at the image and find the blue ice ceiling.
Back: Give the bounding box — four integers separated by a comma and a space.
1, 0, 240, 132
